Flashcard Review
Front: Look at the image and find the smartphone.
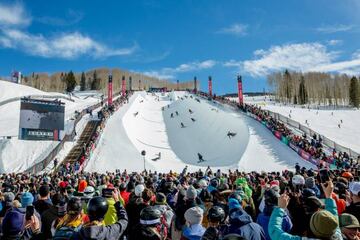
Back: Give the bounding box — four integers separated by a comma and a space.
319, 169, 330, 183
26, 205, 34, 220
102, 188, 114, 198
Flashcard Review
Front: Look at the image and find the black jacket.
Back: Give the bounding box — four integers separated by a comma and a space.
72, 201, 128, 240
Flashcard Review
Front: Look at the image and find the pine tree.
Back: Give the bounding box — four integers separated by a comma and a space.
349, 76, 360, 108
284, 70, 292, 103
91, 70, 98, 90
65, 71, 77, 92
80, 72, 86, 91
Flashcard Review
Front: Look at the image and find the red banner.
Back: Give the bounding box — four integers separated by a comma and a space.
274, 131, 282, 139
108, 74, 113, 105
122, 76, 126, 96
237, 75, 243, 105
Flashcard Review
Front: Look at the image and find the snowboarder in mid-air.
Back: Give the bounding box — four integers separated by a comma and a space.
191, 118, 196, 122
170, 113, 174, 118
181, 122, 186, 128
134, 112, 139, 117
152, 152, 161, 161
227, 131, 237, 139
175, 111, 179, 116
197, 153, 205, 163
189, 109, 193, 114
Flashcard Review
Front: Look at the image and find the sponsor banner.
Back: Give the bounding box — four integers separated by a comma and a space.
274, 131, 282, 140
289, 142, 299, 152
281, 136, 289, 145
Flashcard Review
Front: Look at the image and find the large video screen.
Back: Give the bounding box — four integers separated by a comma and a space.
19, 98, 65, 130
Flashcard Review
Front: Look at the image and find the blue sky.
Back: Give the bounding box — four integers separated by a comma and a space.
1, 0, 360, 94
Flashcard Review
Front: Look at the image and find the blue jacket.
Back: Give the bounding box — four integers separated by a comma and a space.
257, 210, 292, 240
182, 224, 206, 240
268, 198, 343, 240
223, 208, 266, 240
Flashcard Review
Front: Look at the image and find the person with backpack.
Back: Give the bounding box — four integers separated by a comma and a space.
72, 189, 128, 240
53, 197, 85, 239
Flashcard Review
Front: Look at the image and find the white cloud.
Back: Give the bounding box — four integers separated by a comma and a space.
0, 2, 137, 59
327, 39, 343, 46
0, 29, 137, 59
225, 42, 360, 77
316, 24, 353, 33
236, 43, 336, 76
0, 2, 31, 27
217, 23, 248, 36
142, 60, 217, 79
36, 9, 83, 26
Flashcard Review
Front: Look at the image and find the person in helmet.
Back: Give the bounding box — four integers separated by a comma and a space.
202, 206, 227, 240
72, 189, 128, 240
132, 206, 167, 240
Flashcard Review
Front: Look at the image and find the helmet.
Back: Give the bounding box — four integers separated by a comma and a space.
207, 206, 225, 223
84, 186, 95, 197
228, 192, 242, 203
302, 188, 316, 199
210, 178, 219, 188
140, 206, 162, 225
87, 196, 109, 221
67, 197, 82, 215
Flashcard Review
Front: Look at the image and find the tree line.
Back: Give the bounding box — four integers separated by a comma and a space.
267, 70, 360, 108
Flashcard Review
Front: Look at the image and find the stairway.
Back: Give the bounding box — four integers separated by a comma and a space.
60, 120, 100, 167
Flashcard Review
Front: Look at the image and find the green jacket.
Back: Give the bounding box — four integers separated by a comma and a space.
104, 198, 118, 225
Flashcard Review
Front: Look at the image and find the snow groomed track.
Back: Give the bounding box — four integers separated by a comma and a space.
86, 91, 315, 173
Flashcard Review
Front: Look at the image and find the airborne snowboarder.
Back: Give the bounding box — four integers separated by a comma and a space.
227, 131, 237, 139
152, 152, 161, 161
191, 118, 196, 122
181, 122, 186, 128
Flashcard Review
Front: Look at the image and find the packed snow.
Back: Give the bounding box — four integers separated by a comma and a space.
0, 80, 102, 173
86, 92, 314, 173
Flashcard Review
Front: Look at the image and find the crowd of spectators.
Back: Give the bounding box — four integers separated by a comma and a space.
1, 165, 360, 239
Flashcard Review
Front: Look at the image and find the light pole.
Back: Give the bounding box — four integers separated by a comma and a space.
141, 150, 146, 171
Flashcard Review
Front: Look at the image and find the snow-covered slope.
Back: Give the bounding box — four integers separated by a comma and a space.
86, 92, 314, 173
239, 96, 360, 154
0, 81, 101, 173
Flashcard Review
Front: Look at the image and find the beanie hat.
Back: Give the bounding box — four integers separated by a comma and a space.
184, 206, 203, 225
264, 189, 280, 206
310, 210, 338, 238
155, 193, 166, 204
305, 177, 316, 189
228, 198, 241, 210
304, 196, 324, 213
4, 192, 15, 206
292, 175, 305, 186
2, 209, 25, 236
21, 192, 34, 208
135, 184, 145, 197
78, 180, 88, 193
186, 186, 197, 200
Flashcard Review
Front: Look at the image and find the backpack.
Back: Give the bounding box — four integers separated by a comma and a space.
53, 225, 81, 240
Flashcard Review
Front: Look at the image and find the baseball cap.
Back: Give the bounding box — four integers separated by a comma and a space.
339, 213, 360, 229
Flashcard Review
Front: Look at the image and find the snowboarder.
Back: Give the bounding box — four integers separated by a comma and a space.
191, 118, 196, 122
170, 113, 174, 118
152, 152, 161, 161
181, 122, 186, 128
134, 112, 139, 117
189, 109, 193, 114
338, 123, 341, 128
175, 111, 179, 116
197, 153, 205, 163
227, 131, 237, 139
340, 119, 343, 123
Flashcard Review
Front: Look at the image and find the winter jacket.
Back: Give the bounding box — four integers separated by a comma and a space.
257, 209, 292, 240
222, 208, 266, 240
72, 201, 128, 240
104, 198, 117, 225
33, 199, 52, 216
40, 206, 58, 239
268, 198, 343, 240
182, 224, 206, 240
344, 201, 360, 221
120, 191, 131, 205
